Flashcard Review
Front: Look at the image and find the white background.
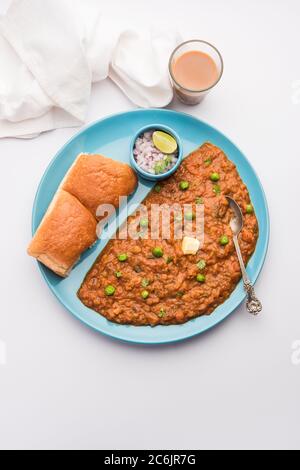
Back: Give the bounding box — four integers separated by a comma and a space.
0, 0, 299, 450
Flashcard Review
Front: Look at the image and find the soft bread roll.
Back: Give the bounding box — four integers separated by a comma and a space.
27, 190, 98, 277
61, 153, 138, 218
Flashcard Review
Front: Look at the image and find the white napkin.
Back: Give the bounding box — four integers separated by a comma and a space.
0, 0, 181, 139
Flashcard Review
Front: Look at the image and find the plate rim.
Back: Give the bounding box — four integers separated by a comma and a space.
32, 109, 270, 345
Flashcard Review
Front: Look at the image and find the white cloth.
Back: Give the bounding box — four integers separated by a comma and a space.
0, 0, 181, 138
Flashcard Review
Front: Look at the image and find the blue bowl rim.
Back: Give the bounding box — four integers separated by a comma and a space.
129, 123, 183, 181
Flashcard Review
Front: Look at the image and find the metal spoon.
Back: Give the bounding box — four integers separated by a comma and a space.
226, 196, 262, 315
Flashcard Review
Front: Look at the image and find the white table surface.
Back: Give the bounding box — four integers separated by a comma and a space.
0, 0, 299, 450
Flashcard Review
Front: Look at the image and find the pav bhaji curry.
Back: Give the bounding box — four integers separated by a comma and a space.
78, 143, 258, 326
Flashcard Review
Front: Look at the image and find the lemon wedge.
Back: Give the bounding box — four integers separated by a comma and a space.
152, 131, 178, 154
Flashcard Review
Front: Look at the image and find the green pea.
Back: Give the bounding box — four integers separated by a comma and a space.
210, 172, 220, 182
158, 309, 166, 318
246, 204, 254, 214
179, 181, 189, 191
152, 247, 164, 258
141, 278, 150, 288
118, 253, 128, 262
220, 235, 229, 246
140, 218, 149, 228
115, 271, 122, 279
197, 260, 206, 271
154, 185, 161, 193
196, 197, 204, 205
213, 184, 221, 195
196, 274, 206, 283
185, 211, 195, 221
105, 285, 116, 296
141, 290, 149, 300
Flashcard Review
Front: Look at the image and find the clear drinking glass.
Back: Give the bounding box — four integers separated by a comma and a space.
169, 40, 224, 105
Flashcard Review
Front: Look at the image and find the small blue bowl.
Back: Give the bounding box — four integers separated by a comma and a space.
130, 124, 183, 181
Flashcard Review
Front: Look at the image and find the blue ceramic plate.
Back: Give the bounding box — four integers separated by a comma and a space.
32, 109, 270, 344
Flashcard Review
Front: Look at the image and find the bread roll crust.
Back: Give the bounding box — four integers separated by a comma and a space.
61, 153, 138, 218
28, 153, 138, 277
27, 190, 97, 277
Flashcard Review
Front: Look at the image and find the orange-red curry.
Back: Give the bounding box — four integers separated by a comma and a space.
78, 143, 258, 325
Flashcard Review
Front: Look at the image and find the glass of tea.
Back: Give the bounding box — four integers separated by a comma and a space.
169, 40, 224, 105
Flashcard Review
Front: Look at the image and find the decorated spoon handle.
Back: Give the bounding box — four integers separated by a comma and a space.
244, 281, 262, 315
233, 236, 262, 315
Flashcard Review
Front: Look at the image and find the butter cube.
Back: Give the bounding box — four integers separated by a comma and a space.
182, 237, 200, 255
